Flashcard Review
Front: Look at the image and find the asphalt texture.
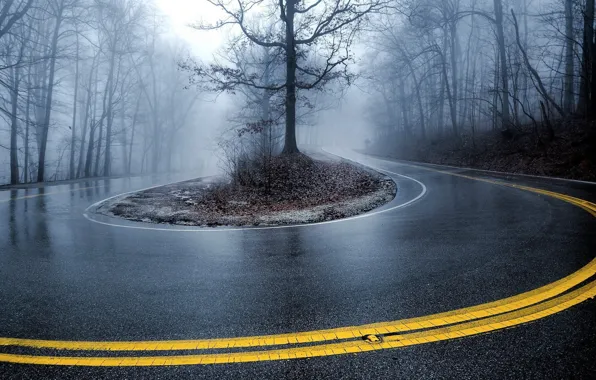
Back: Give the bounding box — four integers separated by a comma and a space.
0, 149, 595, 379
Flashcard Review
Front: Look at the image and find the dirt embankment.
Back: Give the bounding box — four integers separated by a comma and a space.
367, 119, 596, 181
94, 153, 396, 227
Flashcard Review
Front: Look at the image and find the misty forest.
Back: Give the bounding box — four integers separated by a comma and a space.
1, 0, 595, 187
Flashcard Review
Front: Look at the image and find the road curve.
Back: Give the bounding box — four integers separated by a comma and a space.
0, 149, 595, 379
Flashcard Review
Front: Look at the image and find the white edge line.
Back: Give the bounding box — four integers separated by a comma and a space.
368, 154, 596, 185
83, 152, 427, 232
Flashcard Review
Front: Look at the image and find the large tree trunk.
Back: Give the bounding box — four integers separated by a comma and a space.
37, 2, 64, 182
494, 0, 511, 131
563, 0, 575, 113
282, 0, 299, 155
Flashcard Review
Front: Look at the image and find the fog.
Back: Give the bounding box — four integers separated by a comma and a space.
1, 0, 592, 185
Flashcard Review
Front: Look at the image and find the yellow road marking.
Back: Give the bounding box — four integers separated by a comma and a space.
1, 255, 594, 352
1, 280, 594, 366
1, 162, 595, 365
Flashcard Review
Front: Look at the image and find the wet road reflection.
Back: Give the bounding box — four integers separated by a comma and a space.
0, 163, 594, 343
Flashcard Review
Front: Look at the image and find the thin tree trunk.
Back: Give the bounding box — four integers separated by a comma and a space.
578, 0, 595, 117
440, 48, 458, 136
103, 48, 117, 176
24, 68, 31, 183
461, 12, 475, 126
449, 23, 458, 129
128, 96, 140, 174
494, 0, 511, 131
69, 33, 80, 179
84, 65, 100, 177
563, 0, 574, 113
437, 57, 445, 136
398, 77, 411, 138
9, 64, 20, 185
512, 10, 566, 118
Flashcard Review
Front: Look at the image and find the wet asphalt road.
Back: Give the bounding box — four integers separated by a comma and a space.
0, 150, 595, 379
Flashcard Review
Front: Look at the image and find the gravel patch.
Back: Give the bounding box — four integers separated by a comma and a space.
93, 153, 396, 227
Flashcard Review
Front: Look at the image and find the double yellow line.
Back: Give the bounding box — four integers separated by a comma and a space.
0, 165, 594, 366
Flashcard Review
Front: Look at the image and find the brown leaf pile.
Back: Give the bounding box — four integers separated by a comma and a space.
103, 154, 394, 226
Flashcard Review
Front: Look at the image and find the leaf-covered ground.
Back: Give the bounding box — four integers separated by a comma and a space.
367, 119, 596, 181
95, 153, 396, 227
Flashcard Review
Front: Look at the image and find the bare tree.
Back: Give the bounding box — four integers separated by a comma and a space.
186, 0, 388, 155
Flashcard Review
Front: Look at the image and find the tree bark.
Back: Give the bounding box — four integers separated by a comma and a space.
449, 23, 458, 130
9, 64, 20, 185
578, 0, 595, 117
494, 0, 511, 131
69, 33, 80, 179
128, 96, 140, 174
102, 48, 117, 176
23, 67, 31, 183
37, 2, 64, 182
563, 0, 575, 113
282, 0, 299, 154
84, 65, 100, 177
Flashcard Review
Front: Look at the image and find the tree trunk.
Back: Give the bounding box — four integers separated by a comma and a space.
398, 77, 411, 138
120, 111, 128, 175
592, 27, 596, 118
440, 48, 458, 136
9, 64, 20, 185
413, 75, 426, 140
128, 97, 140, 174
437, 57, 445, 136
23, 69, 31, 183
84, 66, 100, 177
494, 0, 511, 131
578, 0, 595, 117
69, 33, 80, 179
563, 0, 575, 113
449, 23, 458, 130
94, 70, 112, 177
282, 0, 299, 155
103, 48, 117, 176
37, 3, 64, 182
37, 2, 64, 182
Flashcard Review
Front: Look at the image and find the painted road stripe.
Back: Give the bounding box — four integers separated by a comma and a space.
0, 280, 594, 366
397, 162, 596, 216
1, 153, 595, 365
1, 255, 595, 352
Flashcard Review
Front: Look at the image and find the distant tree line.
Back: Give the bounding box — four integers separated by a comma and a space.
363, 0, 595, 145
0, 0, 201, 185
